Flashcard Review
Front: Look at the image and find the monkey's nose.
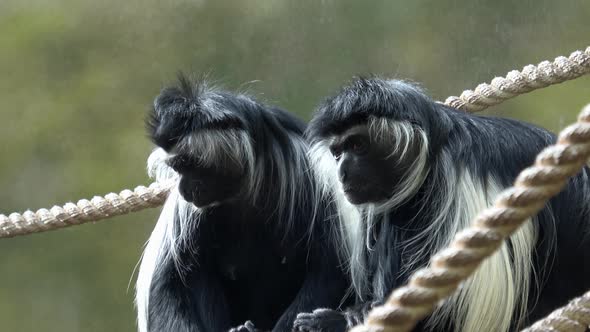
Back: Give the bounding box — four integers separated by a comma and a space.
338, 168, 348, 182
179, 186, 195, 203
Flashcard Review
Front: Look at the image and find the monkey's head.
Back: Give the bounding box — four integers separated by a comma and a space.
147, 76, 260, 208
308, 77, 450, 209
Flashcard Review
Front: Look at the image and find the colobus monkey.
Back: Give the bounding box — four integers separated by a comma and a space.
294, 77, 590, 332
135, 75, 349, 332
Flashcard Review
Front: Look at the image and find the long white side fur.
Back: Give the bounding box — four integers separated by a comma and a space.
135, 148, 183, 332
309, 117, 538, 332
309, 142, 366, 294
136, 127, 320, 331
420, 167, 537, 332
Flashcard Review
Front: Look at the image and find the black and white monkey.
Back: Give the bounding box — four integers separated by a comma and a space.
135, 75, 350, 332
294, 77, 590, 332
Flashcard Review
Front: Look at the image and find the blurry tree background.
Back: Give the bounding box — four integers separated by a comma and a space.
0, 0, 588, 331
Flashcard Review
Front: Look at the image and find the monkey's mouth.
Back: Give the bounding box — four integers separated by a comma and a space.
191, 200, 221, 209
343, 185, 372, 205
343, 184, 389, 205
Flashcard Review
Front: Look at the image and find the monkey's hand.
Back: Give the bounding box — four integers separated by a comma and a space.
229, 320, 262, 332
292, 308, 347, 332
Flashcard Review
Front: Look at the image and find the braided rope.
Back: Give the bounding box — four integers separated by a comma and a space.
522, 291, 590, 332
444, 46, 590, 112
349, 104, 590, 332
0, 181, 172, 238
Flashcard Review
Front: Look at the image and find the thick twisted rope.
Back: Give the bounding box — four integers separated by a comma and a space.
0, 182, 172, 238
0, 46, 588, 240
349, 104, 590, 332
522, 291, 590, 332
445, 46, 590, 112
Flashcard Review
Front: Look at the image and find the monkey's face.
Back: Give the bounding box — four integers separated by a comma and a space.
168, 155, 245, 208
329, 127, 395, 205
328, 124, 422, 206
307, 78, 433, 209
147, 75, 264, 208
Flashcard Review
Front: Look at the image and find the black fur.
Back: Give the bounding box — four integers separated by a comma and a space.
299, 77, 590, 331
138, 75, 350, 332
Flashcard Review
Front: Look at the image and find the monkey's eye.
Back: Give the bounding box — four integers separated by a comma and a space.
167, 156, 192, 173
330, 146, 342, 161
348, 136, 368, 155
352, 142, 366, 154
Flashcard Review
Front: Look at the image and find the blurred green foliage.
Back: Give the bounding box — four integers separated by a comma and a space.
0, 0, 588, 331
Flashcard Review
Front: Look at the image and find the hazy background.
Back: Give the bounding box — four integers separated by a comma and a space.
0, 1, 588, 331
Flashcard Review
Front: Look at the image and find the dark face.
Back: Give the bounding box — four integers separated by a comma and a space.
168, 155, 244, 207
329, 126, 417, 205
